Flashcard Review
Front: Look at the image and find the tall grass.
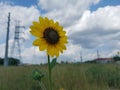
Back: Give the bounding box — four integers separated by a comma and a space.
0, 64, 120, 90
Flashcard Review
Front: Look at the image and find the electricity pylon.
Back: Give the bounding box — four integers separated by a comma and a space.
11, 20, 25, 64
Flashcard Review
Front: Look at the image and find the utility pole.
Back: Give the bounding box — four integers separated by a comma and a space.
32, 47, 36, 64
80, 52, 82, 63
4, 12, 10, 67
117, 52, 120, 56
97, 49, 100, 59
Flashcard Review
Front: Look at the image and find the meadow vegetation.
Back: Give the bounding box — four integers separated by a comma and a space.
0, 64, 120, 90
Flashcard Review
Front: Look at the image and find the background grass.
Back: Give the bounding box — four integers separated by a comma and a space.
0, 64, 120, 90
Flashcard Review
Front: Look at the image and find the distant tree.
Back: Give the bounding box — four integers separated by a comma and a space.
85, 60, 97, 63
61, 61, 69, 64
0, 57, 20, 66
113, 55, 120, 61
9, 58, 20, 66
0, 58, 3, 65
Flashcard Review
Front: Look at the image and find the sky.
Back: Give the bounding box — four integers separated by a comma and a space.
0, 0, 120, 64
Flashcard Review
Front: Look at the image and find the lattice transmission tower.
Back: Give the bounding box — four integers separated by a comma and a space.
11, 21, 25, 63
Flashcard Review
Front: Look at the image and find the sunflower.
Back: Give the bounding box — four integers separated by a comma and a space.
30, 17, 68, 57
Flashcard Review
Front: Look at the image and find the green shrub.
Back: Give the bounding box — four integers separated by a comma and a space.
85, 65, 120, 88
107, 67, 120, 88
85, 65, 107, 84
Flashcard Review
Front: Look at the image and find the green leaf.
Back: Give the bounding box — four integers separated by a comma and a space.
50, 58, 57, 70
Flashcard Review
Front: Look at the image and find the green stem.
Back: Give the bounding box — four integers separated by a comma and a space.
48, 55, 52, 90
38, 81, 46, 90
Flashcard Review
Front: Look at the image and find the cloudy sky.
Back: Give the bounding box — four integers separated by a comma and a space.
0, 0, 120, 64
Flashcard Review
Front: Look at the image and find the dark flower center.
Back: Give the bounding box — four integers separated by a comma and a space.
43, 27, 60, 44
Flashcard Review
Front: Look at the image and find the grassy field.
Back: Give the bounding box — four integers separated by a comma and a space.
0, 64, 120, 90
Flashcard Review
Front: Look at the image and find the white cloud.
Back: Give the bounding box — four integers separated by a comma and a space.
57, 5, 120, 62
0, 43, 5, 58
21, 46, 47, 64
84, 6, 120, 30
70, 5, 120, 49
59, 43, 82, 62
1, 1, 120, 64
38, 0, 100, 11
0, 3, 40, 39
38, 0, 100, 27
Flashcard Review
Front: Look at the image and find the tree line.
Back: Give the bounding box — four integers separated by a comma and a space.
0, 57, 20, 66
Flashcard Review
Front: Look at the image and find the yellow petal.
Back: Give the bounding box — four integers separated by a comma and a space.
30, 25, 43, 32
39, 44, 47, 51
44, 17, 50, 26
30, 25, 39, 31
50, 44, 61, 57
49, 19, 54, 27
39, 38, 48, 51
32, 22, 40, 27
55, 51, 59, 57
33, 39, 41, 46
47, 45, 56, 57
58, 43, 66, 50
54, 22, 59, 28
47, 45, 52, 55
30, 30, 43, 37
60, 36, 68, 43
39, 16, 44, 23
52, 45, 59, 57
55, 44, 64, 53
59, 26, 63, 31
59, 30, 66, 36
39, 17, 49, 27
